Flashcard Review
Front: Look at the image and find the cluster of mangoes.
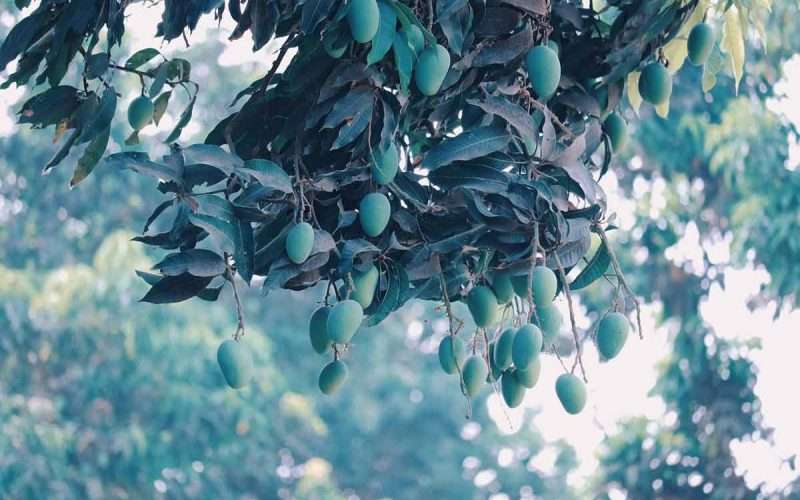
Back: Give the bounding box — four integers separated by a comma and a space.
336, 0, 451, 96
433, 262, 632, 415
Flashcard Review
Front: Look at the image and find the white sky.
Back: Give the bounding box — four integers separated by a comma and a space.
1, 5, 799, 496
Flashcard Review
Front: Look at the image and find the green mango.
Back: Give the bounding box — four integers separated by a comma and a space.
603, 112, 627, 152
326, 299, 363, 344
493, 328, 516, 371
596, 312, 630, 360
461, 356, 488, 397
309, 307, 331, 354
687, 22, 714, 66
285, 222, 315, 264
319, 359, 349, 395
512, 324, 543, 370
491, 271, 515, 304
128, 95, 154, 130
555, 373, 587, 414
638, 62, 672, 105
359, 192, 391, 237
414, 44, 451, 96
372, 142, 399, 185
532, 266, 557, 306
532, 303, 562, 344
526, 45, 561, 99
347, 0, 380, 43
350, 265, 379, 308
217, 339, 253, 389
514, 357, 541, 388
501, 371, 525, 408
438, 336, 466, 375
467, 285, 499, 327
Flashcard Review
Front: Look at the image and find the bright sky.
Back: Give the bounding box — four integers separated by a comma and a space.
1, 5, 799, 497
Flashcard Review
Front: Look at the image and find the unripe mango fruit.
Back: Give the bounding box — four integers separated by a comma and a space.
501, 371, 525, 408
603, 112, 627, 152
128, 95, 154, 130
414, 44, 451, 96
512, 324, 543, 369
286, 222, 315, 264
359, 192, 391, 237
462, 356, 488, 397
467, 285, 499, 327
687, 23, 714, 66
514, 357, 541, 388
217, 339, 253, 389
347, 0, 380, 43
596, 312, 630, 360
372, 143, 399, 185
512, 266, 557, 306
309, 307, 331, 354
350, 265, 379, 309
493, 328, 515, 371
326, 299, 363, 344
638, 62, 672, 105
438, 336, 466, 375
319, 359, 349, 395
555, 373, 587, 414
526, 45, 561, 99
490, 271, 515, 304
532, 303, 562, 344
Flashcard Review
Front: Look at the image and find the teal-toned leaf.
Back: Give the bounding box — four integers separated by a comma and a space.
422, 126, 511, 170
153, 249, 226, 277
367, 2, 397, 65
125, 48, 160, 69
140, 273, 213, 304
70, 127, 110, 187
570, 239, 610, 290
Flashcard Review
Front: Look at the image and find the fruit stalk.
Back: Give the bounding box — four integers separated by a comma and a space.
553, 252, 587, 382
596, 226, 643, 339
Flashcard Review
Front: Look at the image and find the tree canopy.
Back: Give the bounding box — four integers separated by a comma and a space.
0, 0, 776, 410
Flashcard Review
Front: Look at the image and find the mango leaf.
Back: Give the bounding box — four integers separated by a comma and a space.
626, 71, 642, 115
240, 160, 293, 193
70, 127, 110, 187
392, 31, 414, 94
78, 87, 116, 144
125, 48, 161, 69
188, 213, 236, 253
301, 0, 336, 34
18, 86, 80, 128
182, 144, 243, 174
721, 6, 745, 94
103, 151, 182, 183
570, 240, 610, 290
367, 2, 397, 65
233, 219, 255, 283
164, 93, 196, 143
422, 126, 511, 170
153, 249, 226, 277
366, 263, 408, 326
428, 163, 510, 193
467, 96, 536, 154
152, 91, 171, 125
140, 273, 213, 304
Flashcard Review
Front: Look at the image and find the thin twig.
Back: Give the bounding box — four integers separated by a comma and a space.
553, 252, 587, 382
597, 226, 643, 339
225, 254, 246, 340
435, 254, 471, 419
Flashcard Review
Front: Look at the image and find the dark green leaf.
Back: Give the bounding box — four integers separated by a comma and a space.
570, 240, 610, 290
125, 48, 161, 69
140, 273, 213, 304
422, 126, 511, 170
153, 249, 226, 277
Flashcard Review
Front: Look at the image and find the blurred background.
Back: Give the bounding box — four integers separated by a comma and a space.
2, 2, 800, 499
